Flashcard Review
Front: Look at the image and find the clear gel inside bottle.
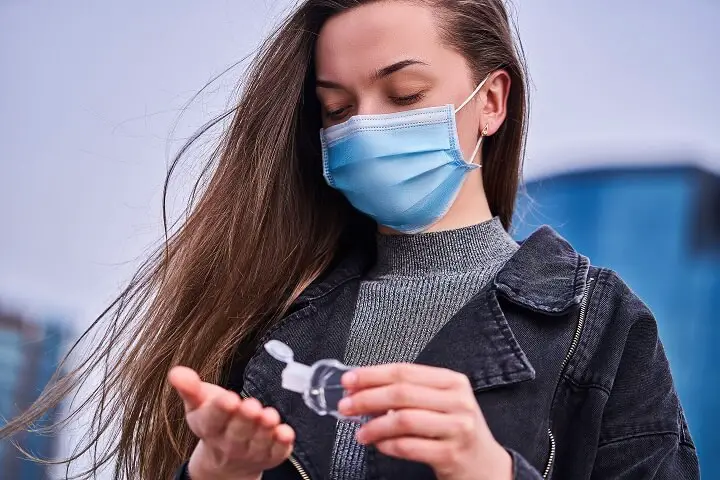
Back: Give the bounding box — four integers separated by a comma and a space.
265, 340, 360, 422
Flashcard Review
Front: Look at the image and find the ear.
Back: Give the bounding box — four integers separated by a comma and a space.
476, 69, 511, 136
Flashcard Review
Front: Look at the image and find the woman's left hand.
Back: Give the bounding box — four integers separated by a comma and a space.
338, 363, 513, 480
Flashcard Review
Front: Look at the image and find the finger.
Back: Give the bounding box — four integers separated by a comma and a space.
258, 406, 282, 429
273, 424, 296, 446
247, 407, 282, 456
343, 364, 469, 391
248, 423, 274, 456
339, 384, 470, 416
375, 437, 449, 465
168, 366, 205, 412
357, 409, 472, 445
269, 425, 295, 461
225, 397, 264, 445
186, 391, 241, 438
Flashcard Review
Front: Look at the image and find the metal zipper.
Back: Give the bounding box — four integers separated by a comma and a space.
288, 455, 311, 480
543, 429, 556, 479
542, 277, 594, 479
239, 390, 312, 480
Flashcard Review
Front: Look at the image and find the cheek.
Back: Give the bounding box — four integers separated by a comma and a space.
454, 111, 482, 160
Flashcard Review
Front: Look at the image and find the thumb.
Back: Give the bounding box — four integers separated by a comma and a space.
168, 366, 205, 412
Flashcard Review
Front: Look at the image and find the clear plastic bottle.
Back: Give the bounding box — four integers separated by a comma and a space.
264, 340, 360, 422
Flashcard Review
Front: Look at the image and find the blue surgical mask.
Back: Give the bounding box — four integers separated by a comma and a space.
320, 76, 489, 234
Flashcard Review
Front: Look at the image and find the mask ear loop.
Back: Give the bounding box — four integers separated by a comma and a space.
454, 77, 489, 114
467, 123, 489, 166
454, 74, 491, 166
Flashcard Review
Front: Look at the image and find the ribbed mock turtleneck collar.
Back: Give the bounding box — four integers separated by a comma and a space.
371, 217, 518, 277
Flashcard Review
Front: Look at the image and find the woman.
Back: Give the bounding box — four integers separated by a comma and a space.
2, 0, 700, 479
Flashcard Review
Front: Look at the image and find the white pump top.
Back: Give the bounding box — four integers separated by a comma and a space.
264, 340, 312, 393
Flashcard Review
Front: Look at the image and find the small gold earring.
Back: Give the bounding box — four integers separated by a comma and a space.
481, 123, 490, 137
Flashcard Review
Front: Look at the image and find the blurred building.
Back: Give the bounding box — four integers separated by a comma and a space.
0, 307, 69, 479
514, 164, 720, 477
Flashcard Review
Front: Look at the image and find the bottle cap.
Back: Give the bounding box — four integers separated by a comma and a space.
281, 362, 312, 393
265, 340, 294, 363
264, 340, 312, 393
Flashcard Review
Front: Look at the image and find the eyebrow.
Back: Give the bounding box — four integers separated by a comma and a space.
316, 59, 429, 90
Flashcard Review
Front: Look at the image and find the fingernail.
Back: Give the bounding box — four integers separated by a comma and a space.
356, 428, 367, 445
338, 397, 352, 413
342, 371, 358, 387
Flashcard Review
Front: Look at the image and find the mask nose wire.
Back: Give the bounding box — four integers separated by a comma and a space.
454, 74, 491, 165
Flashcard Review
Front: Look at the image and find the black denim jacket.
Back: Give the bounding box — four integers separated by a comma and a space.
175, 226, 700, 479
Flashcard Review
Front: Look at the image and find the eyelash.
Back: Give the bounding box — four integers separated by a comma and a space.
391, 91, 426, 106
325, 91, 427, 121
326, 107, 349, 121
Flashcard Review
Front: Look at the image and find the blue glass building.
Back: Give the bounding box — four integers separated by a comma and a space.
0, 310, 69, 478
513, 165, 720, 477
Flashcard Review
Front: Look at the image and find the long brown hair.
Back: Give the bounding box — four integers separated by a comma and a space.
0, 1, 528, 478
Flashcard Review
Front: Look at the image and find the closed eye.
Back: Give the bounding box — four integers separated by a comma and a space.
325, 106, 351, 122
391, 91, 426, 106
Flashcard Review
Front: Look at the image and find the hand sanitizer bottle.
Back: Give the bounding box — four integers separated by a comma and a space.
264, 340, 361, 422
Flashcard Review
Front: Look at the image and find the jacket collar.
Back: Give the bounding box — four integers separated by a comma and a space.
299, 225, 590, 315
495, 226, 590, 314
295, 250, 366, 304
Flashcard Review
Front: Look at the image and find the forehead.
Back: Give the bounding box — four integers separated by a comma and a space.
315, 2, 444, 81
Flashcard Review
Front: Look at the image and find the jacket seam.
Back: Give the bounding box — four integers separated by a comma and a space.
257, 304, 317, 350
562, 372, 611, 396
496, 281, 572, 313
299, 271, 363, 303
485, 289, 535, 377
597, 430, 680, 448
316, 271, 363, 300
571, 252, 588, 306
564, 268, 609, 382
678, 405, 694, 447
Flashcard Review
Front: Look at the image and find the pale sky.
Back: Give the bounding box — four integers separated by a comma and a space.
1, 0, 718, 329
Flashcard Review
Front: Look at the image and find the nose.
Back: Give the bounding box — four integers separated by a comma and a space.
354, 96, 393, 116
355, 100, 377, 116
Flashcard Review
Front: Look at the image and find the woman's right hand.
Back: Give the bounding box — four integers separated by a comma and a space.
168, 366, 295, 480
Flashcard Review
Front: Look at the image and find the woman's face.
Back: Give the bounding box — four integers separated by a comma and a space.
315, 1, 505, 164
314, 0, 510, 233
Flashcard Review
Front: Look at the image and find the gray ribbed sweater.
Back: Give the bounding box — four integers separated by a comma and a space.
329, 217, 519, 479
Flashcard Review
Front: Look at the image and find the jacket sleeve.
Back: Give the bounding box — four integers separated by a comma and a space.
508, 449, 544, 479
590, 276, 700, 479
173, 461, 190, 480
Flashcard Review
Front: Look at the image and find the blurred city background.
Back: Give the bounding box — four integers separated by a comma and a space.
1, 1, 718, 478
